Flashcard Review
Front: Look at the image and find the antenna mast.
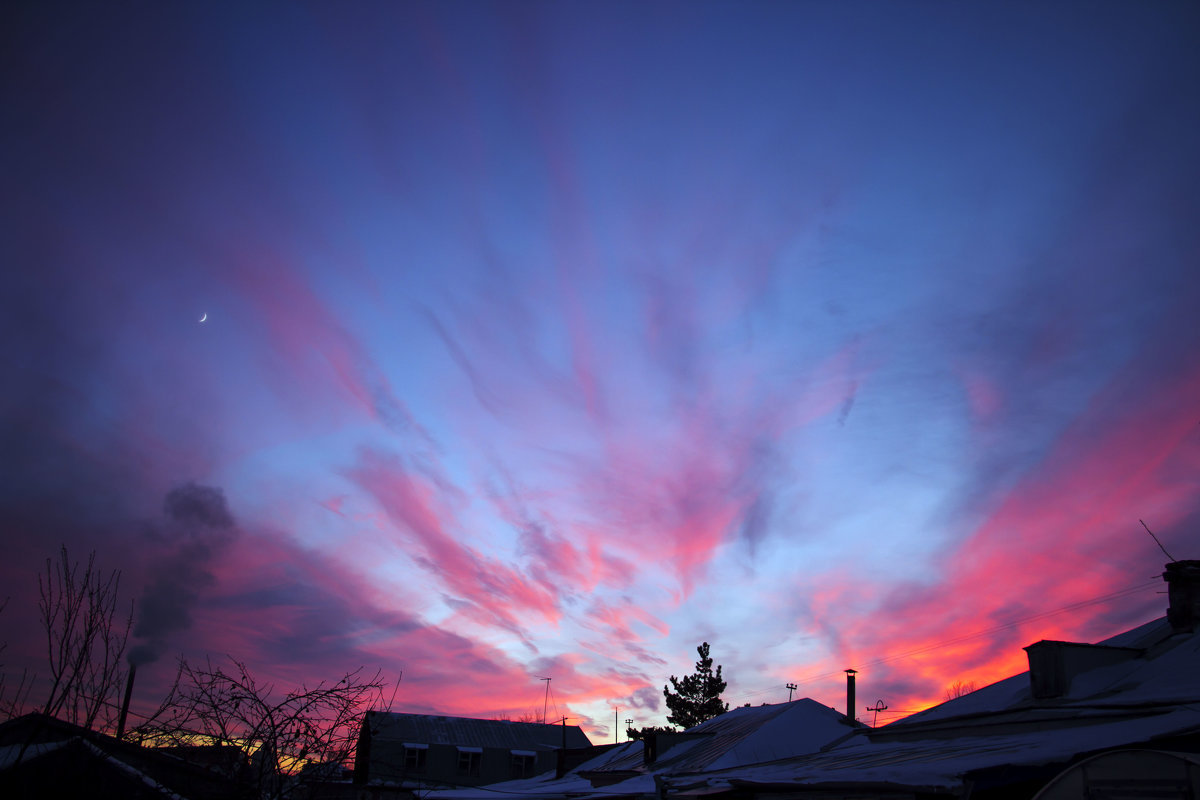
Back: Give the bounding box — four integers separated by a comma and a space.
1141, 519, 1177, 561
867, 699, 888, 727
539, 677, 551, 724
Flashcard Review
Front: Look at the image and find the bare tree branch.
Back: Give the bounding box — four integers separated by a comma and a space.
37, 546, 131, 730
944, 680, 977, 701
134, 656, 389, 799
0, 597, 35, 719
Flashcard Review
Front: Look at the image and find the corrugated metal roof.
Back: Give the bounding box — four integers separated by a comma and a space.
365, 711, 592, 750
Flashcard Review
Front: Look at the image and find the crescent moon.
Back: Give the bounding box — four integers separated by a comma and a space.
199, 313, 207, 323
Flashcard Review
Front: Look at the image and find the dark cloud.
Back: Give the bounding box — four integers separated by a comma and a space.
128, 483, 238, 666
163, 483, 234, 531
628, 686, 660, 711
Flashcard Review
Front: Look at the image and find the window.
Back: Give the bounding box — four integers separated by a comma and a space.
456, 748, 481, 777
510, 752, 537, 779
404, 746, 427, 772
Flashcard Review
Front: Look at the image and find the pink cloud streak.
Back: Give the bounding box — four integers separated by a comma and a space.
798, 357, 1200, 716
346, 449, 563, 634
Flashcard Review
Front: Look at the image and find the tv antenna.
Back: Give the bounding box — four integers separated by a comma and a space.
866, 699, 888, 727
539, 677, 552, 724
1141, 519, 1176, 561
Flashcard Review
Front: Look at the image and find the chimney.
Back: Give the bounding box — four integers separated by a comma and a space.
643, 733, 658, 766
844, 669, 857, 722
1024, 640, 1141, 699
117, 664, 137, 739
1164, 560, 1200, 633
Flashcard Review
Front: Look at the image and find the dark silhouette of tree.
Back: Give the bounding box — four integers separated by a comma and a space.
944, 680, 976, 701
9, 543, 392, 800
134, 656, 390, 800
0, 597, 32, 718
625, 724, 675, 742
493, 708, 542, 723
663, 642, 728, 729
39, 547, 132, 730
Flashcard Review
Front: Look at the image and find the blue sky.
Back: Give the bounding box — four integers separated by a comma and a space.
2, 1, 1199, 738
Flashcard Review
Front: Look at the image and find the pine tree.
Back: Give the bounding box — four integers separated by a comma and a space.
663, 642, 728, 729
625, 724, 676, 742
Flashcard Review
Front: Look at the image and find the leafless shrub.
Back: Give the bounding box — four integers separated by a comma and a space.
944, 680, 977, 701
514, 708, 542, 724
134, 656, 389, 799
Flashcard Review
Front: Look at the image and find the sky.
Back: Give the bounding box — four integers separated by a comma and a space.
2, 1, 1199, 741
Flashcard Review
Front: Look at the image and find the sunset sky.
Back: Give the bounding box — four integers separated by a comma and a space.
3, 1, 1199, 741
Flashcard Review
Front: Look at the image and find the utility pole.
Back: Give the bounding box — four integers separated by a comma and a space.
624, 719, 633, 742
539, 677, 551, 724
786, 683, 798, 702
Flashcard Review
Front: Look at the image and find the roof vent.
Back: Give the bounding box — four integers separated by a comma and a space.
1164, 560, 1200, 633
1023, 641, 1141, 700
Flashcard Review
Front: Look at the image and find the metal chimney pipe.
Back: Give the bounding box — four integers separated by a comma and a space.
844, 669, 857, 722
1164, 561, 1200, 633
117, 664, 137, 739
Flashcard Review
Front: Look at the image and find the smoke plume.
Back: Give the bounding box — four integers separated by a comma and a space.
127, 483, 237, 666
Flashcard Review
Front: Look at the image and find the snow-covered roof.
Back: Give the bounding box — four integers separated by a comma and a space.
665, 615, 1200, 796
430, 766, 658, 800
581, 699, 857, 778
672, 704, 1200, 795
0, 736, 192, 800
424, 699, 858, 800
0, 740, 72, 770
427, 613, 1200, 799
888, 616, 1199, 727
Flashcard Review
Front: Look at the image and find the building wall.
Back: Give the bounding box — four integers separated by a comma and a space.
366, 742, 553, 787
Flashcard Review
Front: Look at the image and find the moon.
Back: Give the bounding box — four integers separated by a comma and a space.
199, 312, 207, 323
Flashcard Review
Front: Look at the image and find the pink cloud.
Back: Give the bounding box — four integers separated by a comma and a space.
320, 495, 346, 516
797, 359, 1200, 717
346, 449, 563, 633
557, 341, 867, 597
958, 367, 1004, 423
106, 526, 633, 736
227, 252, 427, 439
582, 597, 669, 642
